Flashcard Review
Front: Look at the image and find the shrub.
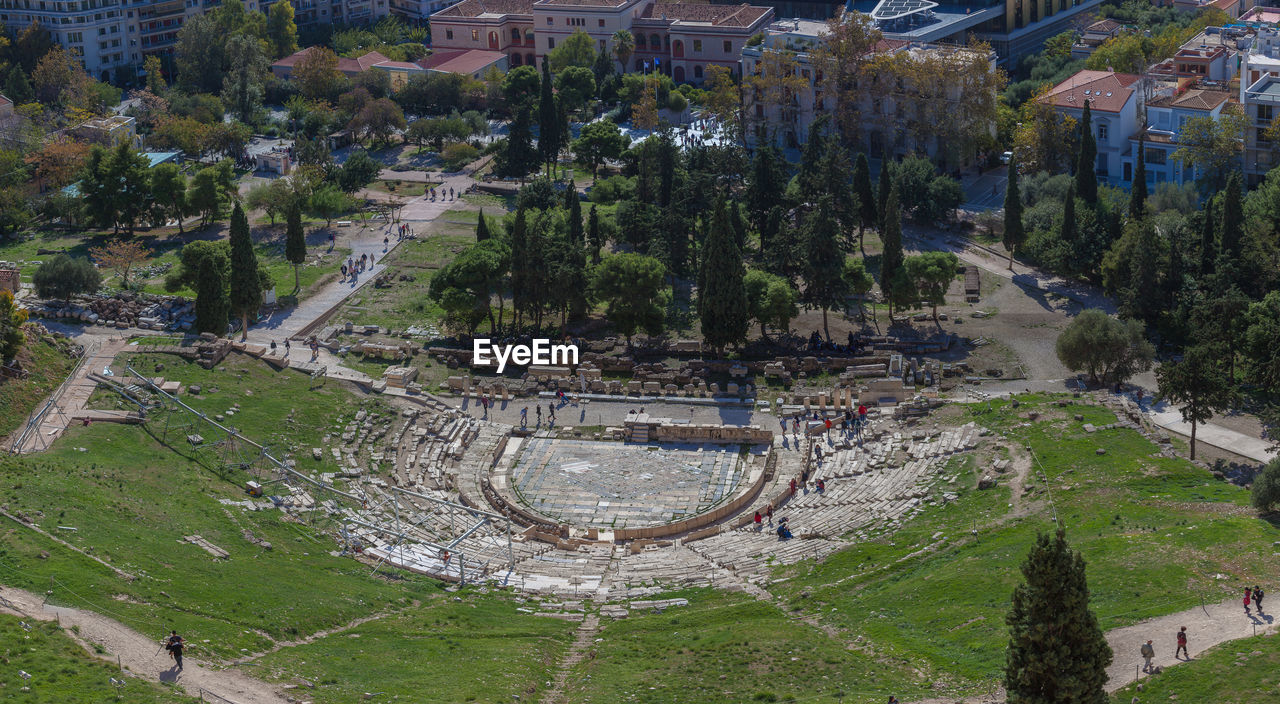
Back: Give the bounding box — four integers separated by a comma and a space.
1252, 457, 1280, 512
441, 142, 479, 172
589, 175, 634, 204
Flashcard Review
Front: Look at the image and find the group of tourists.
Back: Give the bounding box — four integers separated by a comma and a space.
341, 253, 374, 283
429, 186, 455, 201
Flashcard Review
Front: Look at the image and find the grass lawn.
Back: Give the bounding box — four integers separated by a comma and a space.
366, 180, 436, 197
0, 355, 443, 662
0, 327, 77, 439
329, 232, 474, 332
1110, 632, 1280, 703
0, 613, 197, 702
770, 394, 1280, 693
567, 589, 925, 704
251, 594, 575, 703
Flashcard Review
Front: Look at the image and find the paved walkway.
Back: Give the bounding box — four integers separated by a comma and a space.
1130, 393, 1277, 464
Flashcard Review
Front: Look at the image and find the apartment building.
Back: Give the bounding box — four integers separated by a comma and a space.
740, 17, 997, 166
1140, 87, 1233, 187
0, 0, 388, 80
429, 0, 772, 78
1040, 69, 1143, 186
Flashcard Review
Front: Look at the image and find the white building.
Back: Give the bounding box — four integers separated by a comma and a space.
1040, 69, 1143, 186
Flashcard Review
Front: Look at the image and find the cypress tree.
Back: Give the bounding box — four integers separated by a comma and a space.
879, 183, 905, 320
504, 106, 538, 177
657, 132, 676, 208
1005, 528, 1112, 704
697, 198, 749, 353
538, 60, 560, 177
877, 152, 892, 231
1076, 100, 1098, 204
567, 194, 584, 245
285, 202, 306, 294
801, 195, 849, 338
1165, 229, 1185, 309
1129, 131, 1147, 220
509, 207, 529, 329
1218, 170, 1243, 260
762, 206, 786, 277
746, 143, 787, 231
853, 152, 876, 250
797, 115, 829, 199
1060, 183, 1076, 249
1003, 159, 1025, 270
194, 254, 229, 336
1199, 197, 1216, 277
476, 208, 490, 241
587, 205, 602, 264
227, 201, 262, 341
729, 200, 747, 253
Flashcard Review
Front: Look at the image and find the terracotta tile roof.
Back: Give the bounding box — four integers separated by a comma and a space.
872, 38, 910, 54
433, 0, 533, 17
1148, 87, 1230, 111
534, 0, 630, 6
1041, 70, 1141, 113
637, 2, 771, 27
372, 60, 423, 70
270, 47, 391, 75
416, 49, 507, 74
0, 93, 11, 108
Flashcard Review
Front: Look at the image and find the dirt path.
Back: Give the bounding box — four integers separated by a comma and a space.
540, 612, 601, 704
1104, 595, 1277, 690
0, 584, 288, 704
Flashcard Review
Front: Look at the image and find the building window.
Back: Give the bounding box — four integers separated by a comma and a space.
1145, 148, 1166, 165
546, 16, 552, 24
694, 64, 702, 78
548, 37, 555, 49
693, 39, 701, 52
512, 28, 519, 41
1097, 122, 1108, 143
471, 28, 478, 40
597, 18, 604, 26
1259, 104, 1274, 123
723, 40, 731, 53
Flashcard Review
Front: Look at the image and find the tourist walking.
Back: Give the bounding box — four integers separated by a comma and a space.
1244, 587, 1252, 614
816, 478, 825, 494
1175, 626, 1188, 659
1140, 640, 1155, 673
789, 478, 797, 496
753, 511, 762, 530
1254, 586, 1264, 613
765, 503, 773, 526
383, 236, 389, 251
165, 631, 185, 670
520, 406, 528, 428
535, 405, 542, 424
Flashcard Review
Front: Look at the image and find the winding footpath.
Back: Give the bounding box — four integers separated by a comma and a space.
0, 584, 288, 704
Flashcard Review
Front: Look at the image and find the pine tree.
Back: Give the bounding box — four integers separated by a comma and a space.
800, 196, 849, 338
1218, 170, 1243, 260
853, 152, 876, 251
697, 198, 749, 353
1005, 528, 1112, 704
194, 254, 229, 336
1076, 100, 1098, 204
285, 202, 306, 294
228, 201, 262, 341
1129, 131, 1147, 220
877, 153, 892, 232
879, 183, 907, 320
1003, 159, 1026, 270
538, 60, 560, 177
587, 205, 602, 264
476, 208, 490, 241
